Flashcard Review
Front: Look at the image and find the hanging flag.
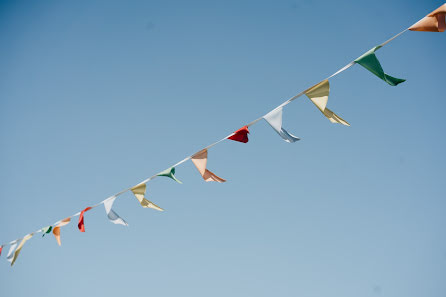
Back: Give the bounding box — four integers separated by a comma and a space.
354, 46, 405, 86
41, 226, 52, 237
130, 184, 164, 211
53, 218, 71, 246
103, 196, 128, 226
6, 240, 19, 263
409, 4, 446, 32
191, 149, 226, 183
228, 126, 249, 143
157, 167, 182, 184
263, 107, 300, 142
0, 245, 2, 257
304, 80, 350, 126
78, 207, 93, 232
11, 233, 33, 266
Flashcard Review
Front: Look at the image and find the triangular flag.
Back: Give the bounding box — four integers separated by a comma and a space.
53, 217, 71, 246
6, 240, 19, 263
263, 107, 300, 142
78, 207, 93, 232
103, 196, 128, 226
157, 167, 182, 184
191, 149, 226, 183
0, 245, 2, 257
11, 233, 33, 266
304, 80, 350, 126
409, 4, 446, 32
354, 46, 405, 86
228, 126, 249, 143
130, 184, 164, 211
41, 226, 52, 237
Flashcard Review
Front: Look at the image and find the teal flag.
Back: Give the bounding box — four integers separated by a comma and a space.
354, 46, 405, 86
41, 226, 52, 237
157, 167, 182, 184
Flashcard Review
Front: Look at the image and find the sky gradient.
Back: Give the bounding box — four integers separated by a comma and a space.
1, 1, 445, 296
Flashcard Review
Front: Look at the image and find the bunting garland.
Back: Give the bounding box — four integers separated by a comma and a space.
1, 3, 444, 267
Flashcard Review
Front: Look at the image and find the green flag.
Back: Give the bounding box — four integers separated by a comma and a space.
354, 46, 405, 86
157, 167, 182, 184
41, 226, 52, 237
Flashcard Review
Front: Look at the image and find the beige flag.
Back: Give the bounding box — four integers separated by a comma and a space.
11, 233, 33, 266
409, 4, 446, 32
131, 184, 164, 211
191, 149, 226, 183
304, 80, 350, 126
53, 218, 71, 246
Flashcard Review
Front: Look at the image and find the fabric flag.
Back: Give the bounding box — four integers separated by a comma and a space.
191, 149, 226, 183
409, 4, 446, 32
228, 126, 249, 143
0, 245, 2, 257
354, 46, 405, 86
157, 167, 182, 184
78, 207, 93, 232
304, 80, 350, 126
103, 196, 128, 226
6, 240, 19, 264
41, 226, 52, 237
11, 233, 33, 266
130, 184, 164, 211
53, 217, 71, 246
263, 107, 300, 142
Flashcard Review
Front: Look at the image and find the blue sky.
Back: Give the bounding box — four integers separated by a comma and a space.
0, 1, 445, 296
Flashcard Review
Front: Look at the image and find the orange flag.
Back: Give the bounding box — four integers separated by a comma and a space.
53, 218, 71, 246
191, 149, 226, 183
409, 4, 446, 32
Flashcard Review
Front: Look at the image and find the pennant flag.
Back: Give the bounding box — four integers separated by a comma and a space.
191, 149, 226, 183
53, 218, 71, 246
409, 4, 446, 32
6, 240, 19, 263
11, 233, 33, 266
157, 167, 182, 184
354, 46, 405, 86
263, 107, 300, 142
103, 196, 128, 226
41, 226, 52, 237
130, 184, 164, 211
304, 80, 350, 126
228, 126, 249, 143
78, 207, 93, 232
0, 245, 2, 257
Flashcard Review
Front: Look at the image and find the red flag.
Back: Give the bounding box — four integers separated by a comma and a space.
78, 207, 92, 232
0, 245, 2, 257
228, 126, 249, 143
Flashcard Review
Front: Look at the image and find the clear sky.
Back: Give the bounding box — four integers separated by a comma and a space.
0, 1, 445, 296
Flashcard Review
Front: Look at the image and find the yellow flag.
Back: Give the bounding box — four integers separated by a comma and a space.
131, 184, 164, 211
11, 233, 33, 266
304, 80, 350, 126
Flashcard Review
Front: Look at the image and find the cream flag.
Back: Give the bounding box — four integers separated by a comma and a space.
11, 233, 33, 266
53, 217, 71, 246
304, 80, 350, 126
6, 240, 19, 263
104, 196, 128, 226
263, 107, 300, 143
131, 184, 164, 211
191, 149, 226, 183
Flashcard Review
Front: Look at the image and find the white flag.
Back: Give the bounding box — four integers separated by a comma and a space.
263, 107, 300, 143
6, 240, 19, 263
104, 196, 128, 226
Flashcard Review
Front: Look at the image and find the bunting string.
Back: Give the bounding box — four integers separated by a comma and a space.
2, 4, 444, 266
